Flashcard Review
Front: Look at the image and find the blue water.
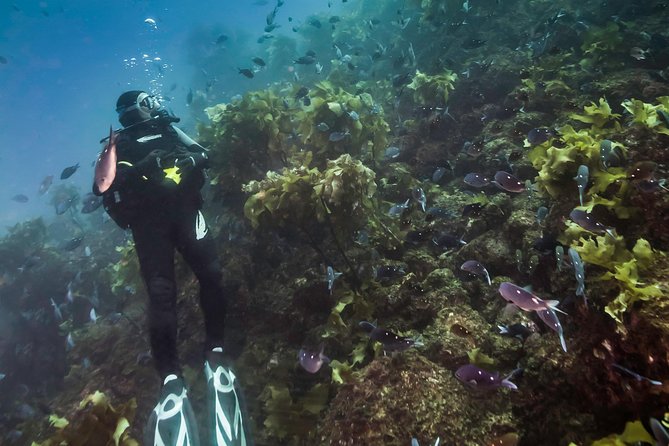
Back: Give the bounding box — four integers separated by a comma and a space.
0, 0, 337, 230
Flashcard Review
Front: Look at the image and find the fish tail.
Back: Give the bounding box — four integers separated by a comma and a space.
358, 320, 376, 333
559, 333, 568, 352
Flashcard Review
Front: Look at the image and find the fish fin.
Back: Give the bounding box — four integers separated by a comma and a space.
546, 300, 568, 315
501, 378, 518, 390
497, 325, 508, 334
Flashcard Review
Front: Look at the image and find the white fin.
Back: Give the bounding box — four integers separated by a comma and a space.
546, 300, 568, 315
195, 211, 208, 240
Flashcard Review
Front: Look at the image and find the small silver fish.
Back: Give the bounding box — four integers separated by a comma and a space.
384, 146, 401, 159
568, 248, 586, 304
555, 246, 564, 271
50, 298, 63, 322
515, 249, 523, 272
388, 199, 410, 217
328, 131, 350, 142
574, 165, 589, 206
66, 282, 74, 304
89, 308, 99, 323
66, 333, 75, 351
412, 187, 426, 212
326, 266, 342, 294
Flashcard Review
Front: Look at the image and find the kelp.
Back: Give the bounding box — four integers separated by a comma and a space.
32, 391, 138, 446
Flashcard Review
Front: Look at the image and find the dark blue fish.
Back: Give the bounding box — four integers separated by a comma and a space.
462, 38, 486, 49
11, 194, 28, 203
405, 229, 434, 244
60, 236, 83, 251
432, 167, 447, 182
498, 322, 534, 341
455, 364, 518, 391
373, 265, 406, 280
294, 86, 309, 99
432, 232, 466, 249
492, 171, 525, 193
462, 203, 484, 217
526, 128, 555, 145
294, 55, 316, 65
359, 321, 422, 352
238, 68, 254, 78
55, 195, 76, 215
460, 260, 491, 285
60, 163, 80, 179
463, 173, 490, 188
81, 193, 103, 214
569, 209, 615, 237
425, 207, 456, 221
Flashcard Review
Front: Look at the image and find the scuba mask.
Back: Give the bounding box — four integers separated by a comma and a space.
116, 92, 161, 121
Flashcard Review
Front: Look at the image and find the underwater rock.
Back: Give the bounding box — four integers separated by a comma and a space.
317, 354, 517, 446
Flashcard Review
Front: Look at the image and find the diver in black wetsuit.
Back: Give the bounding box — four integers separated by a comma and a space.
94, 90, 252, 446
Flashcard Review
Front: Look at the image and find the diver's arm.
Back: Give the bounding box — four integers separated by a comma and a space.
172, 126, 210, 170
173, 126, 207, 152
99, 150, 166, 194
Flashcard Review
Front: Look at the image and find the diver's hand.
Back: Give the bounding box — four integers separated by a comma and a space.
175, 152, 209, 174
135, 149, 166, 174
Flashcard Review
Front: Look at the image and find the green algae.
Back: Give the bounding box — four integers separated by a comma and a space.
407, 69, 458, 106
32, 391, 139, 446
560, 226, 663, 327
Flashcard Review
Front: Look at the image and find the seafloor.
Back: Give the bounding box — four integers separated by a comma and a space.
2, 0, 669, 445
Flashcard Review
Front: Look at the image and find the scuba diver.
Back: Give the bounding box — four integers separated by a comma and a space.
93, 90, 252, 446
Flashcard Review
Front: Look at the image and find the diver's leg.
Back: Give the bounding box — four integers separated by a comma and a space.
176, 209, 253, 446
132, 223, 180, 379
133, 223, 200, 446
175, 208, 227, 351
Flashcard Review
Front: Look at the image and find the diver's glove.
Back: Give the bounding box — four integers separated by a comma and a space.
135, 149, 166, 175
176, 152, 209, 174
113, 149, 166, 186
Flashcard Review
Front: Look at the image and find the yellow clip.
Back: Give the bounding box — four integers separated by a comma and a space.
163, 166, 182, 184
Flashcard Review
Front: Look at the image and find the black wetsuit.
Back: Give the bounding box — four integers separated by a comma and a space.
96, 118, 226, 380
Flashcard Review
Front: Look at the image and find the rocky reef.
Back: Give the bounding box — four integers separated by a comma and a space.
6, 0, 669, 445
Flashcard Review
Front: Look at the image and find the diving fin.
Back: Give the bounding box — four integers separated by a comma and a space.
144, 374, 201, 446
204, 347, 253, 446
